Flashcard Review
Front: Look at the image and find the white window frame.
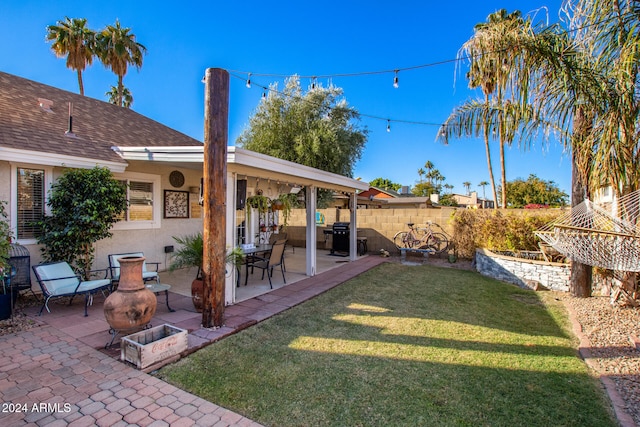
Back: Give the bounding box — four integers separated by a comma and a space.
112, 171, 162, 230
10, 163, 53, 245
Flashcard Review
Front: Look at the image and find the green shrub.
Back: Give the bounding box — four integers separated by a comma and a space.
451, 209, 562, 258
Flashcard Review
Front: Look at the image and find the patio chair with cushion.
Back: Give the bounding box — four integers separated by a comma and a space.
108, 252, 160, 289
246, 239, 287, 289
32, 261, 111, 316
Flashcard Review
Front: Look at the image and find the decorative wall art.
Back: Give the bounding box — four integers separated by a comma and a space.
164, 190, 189, 218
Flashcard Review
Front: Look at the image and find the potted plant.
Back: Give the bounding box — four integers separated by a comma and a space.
274, 193, 297, 227
169, 233, 243, 312
0, 200, 15, 320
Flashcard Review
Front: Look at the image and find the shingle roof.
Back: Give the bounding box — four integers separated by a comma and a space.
0, 72, 202, 166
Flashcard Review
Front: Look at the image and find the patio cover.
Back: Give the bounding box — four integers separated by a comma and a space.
114, 145, 369, 302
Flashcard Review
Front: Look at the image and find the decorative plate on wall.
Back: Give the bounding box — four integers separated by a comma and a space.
169, 170, 185, 188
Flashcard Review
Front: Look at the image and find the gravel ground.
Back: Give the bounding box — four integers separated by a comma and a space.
2, 259, 639, 425
563, 294, 640, 426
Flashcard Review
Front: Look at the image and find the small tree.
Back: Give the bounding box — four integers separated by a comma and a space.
36, 167, 127, 279
369, 177, 401, 192
503, 174, 569, 208
0, 201, 12, 278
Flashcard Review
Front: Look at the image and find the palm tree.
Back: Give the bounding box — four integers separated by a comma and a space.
417, 168, 425, 184
444, 184, 454, 194
424, 161, 434, 185
527, 2, 640, 297
106, 85, 133, 108
45, 17, 96, 96
462, 181, 472, 195
439, 9, 531, 209
478, 181, 489, 199
96, 20, 146, 108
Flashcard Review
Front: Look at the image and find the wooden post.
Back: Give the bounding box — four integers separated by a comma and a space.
202, 68, 229, 327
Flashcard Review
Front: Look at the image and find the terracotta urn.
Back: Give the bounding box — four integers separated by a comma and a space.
104, 256, 157, 331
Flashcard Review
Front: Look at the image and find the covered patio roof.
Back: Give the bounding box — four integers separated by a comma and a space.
113, 145, 369, 193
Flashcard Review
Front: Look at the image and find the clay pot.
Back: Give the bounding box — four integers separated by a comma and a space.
191, 278, 203, 313
104, 256, 157, 331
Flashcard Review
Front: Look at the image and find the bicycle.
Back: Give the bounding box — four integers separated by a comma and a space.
393, 221, 450, 254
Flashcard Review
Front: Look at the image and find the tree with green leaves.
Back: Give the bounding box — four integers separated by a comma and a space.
35, 167, 127, 279
46, 17, 96, 96
0, 201, 12, 278
106, 84, 133, 107
502, 174, 568, 208
238, 76, 367, 178
412, 181, 436, 197
369, 178, 401, 192
96, 20, 146, 108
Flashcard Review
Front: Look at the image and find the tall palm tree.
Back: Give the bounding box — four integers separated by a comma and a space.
424, 161, 434, 185
45, 17, 96, 96
106, 85, 133, 108
478, 181, 489, 199
96, 20, 146, 108
439, 9, 531, 209
484, 1, 638, 297
462, 181, 472, 195
417, 168, 425, 183
525, 1, 640, 297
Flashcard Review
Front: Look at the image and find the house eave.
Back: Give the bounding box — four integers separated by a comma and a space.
1, 146, 127, 172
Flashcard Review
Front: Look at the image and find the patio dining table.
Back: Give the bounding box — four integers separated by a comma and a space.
240, 244, 272, 286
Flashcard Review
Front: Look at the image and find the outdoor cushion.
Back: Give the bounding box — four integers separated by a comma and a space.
32, 261, 111, 316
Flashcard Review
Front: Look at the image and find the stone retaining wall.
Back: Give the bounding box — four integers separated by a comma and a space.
475, 248, 570, 292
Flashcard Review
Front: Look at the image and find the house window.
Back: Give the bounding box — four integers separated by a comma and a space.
112, 172, 161, 230
16, 168, 45, 240
119, 180, 154, 221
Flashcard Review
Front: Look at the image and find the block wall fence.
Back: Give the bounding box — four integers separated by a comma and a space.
283, 207, 558, 255
284, 207, 459, 254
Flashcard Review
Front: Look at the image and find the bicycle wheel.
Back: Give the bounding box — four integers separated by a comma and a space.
394, 231, 421, 249
425, 232, 449, 254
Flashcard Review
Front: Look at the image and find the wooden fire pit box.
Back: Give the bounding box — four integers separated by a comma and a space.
121, 324, 188, 369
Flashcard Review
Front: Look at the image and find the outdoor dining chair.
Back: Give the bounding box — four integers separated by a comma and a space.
108, 252, 160, 289
246, 239, 287, 289
32, 261, 111, 316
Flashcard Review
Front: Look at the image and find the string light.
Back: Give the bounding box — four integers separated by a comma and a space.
393, 70, 399, 88
229, 72, 444, 132
262, 90, 267, 100
311, 76, 316, 89
246, 73, 251, 88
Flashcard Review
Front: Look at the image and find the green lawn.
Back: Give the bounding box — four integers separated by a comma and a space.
159, 263, 616, 427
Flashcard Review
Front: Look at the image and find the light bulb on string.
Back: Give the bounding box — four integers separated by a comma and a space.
311, 76, 316, 90
246, 73, 251, 89
393, 70, 399, 88
387, 120, 391, 132
262, 90, 267, 100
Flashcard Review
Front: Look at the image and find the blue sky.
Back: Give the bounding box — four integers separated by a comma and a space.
1, 0, 569, 198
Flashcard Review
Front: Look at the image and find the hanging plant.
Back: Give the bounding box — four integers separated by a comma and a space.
246, 194, 270, 223
247, 194, 270, 213
275, 193, 297, 227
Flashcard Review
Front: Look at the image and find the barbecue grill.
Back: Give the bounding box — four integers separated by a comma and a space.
331, 222, 350, 255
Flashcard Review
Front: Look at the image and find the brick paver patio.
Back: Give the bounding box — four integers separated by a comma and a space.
0, 256, 387, 426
